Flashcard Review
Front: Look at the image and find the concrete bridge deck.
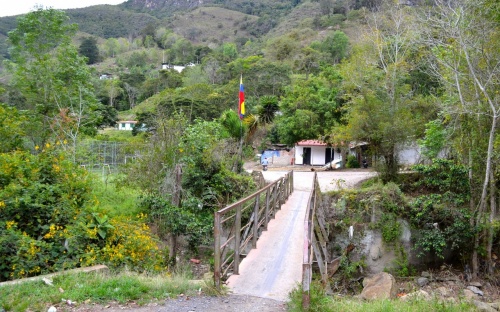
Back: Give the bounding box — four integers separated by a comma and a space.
226, 170, 376, 302
226, 172, 313, 301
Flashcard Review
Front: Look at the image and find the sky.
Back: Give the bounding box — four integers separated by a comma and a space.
1, 1, 126, 17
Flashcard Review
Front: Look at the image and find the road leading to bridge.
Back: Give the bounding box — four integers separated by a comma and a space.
226, 170, 376, 302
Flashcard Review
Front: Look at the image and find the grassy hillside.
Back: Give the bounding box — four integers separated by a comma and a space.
66, 5, 159, 39
165, 7, 259, 46
264, 1, 320, 39
121, 0, 299, 18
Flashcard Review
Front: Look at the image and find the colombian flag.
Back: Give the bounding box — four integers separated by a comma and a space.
239, 75, 245, 120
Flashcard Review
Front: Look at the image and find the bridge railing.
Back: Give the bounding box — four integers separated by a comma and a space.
214, 171, 294, 289
302, 172, 330, 310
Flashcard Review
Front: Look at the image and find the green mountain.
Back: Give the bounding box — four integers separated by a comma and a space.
66, 5, 159, 39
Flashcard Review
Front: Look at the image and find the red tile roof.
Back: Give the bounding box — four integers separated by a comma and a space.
296, 140, 327, 146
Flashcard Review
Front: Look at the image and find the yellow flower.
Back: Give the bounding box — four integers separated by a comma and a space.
45, 143, 50, 149
0, 201, 5, 208
35, 145, 39, 150
6, 221, 16, 230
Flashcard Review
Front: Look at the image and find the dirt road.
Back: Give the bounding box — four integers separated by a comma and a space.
262, 169, 376, 192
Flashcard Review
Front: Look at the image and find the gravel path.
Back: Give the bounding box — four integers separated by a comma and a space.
261, 168, 377, 192
70, 294, 287, 312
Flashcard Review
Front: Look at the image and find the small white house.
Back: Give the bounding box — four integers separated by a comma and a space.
99, 73, 113, 80
294, 140, 341, 166
117, 121, 137, 131
161, 63, 195, 73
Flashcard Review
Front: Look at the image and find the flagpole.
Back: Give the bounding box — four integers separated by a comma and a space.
240, 113, 243, 171
238, 73, 244, 172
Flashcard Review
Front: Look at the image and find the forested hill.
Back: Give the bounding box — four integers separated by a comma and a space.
66, 5, 159, 38
119, 0, 301, 18
0, 0, 301, 59
0, 0, 399, 61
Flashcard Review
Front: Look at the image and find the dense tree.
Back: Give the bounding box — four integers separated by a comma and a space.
424, 0, 500, 276
236, 59, 292, 98
79, 37, 100, 64
6, 8, 102, 159
140, 22, 157, 46
265, 35, 300, 62
312, 30, 350, 63
103, 79, 123, 108
140, 69, 183, 101
332, 6, 435, 181
0, 104, 26, 152
169, 38, 194, 64
276, 68, 343, 145
293, 47, 321, 80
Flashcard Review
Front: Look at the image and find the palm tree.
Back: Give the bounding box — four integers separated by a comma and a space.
257, 96, 279, 124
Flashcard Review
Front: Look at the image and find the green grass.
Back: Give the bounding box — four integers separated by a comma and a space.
0, 270, 211, 312
95, 129, 146, 142
287, 283, 476, 312
2, 273, 476, 312
90, 173, 143, 217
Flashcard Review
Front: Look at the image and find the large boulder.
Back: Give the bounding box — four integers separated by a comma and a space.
360, 272, 397, 300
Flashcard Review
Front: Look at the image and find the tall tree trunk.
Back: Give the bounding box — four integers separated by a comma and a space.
169, 164, 182, 265
469, 147, 480, 278
473, 116, 497, 276
488, 168, 496, 275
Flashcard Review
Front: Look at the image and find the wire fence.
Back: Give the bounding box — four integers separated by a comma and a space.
76, 141, 145, 173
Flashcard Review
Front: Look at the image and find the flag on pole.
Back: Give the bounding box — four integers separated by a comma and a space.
238, 75, 245, 120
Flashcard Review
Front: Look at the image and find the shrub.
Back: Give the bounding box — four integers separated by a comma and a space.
345, 155, 360, 168
65, 210, 166, 272
0, 147, 92, 280
0, 146, 166, 281
378, 213, 401, 243
407, 161, 474, 260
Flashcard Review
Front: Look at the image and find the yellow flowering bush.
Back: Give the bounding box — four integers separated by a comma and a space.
101, 217, 166, 272
0, 222, 53, 280
0, 147, 91, 281
68, 214, 166, 272
0, 147, 166, 281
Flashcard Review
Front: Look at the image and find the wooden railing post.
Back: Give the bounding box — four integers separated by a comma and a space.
252, 195, 260, 248
265, 188, 270, 229
234, 203, 242, 274
214, 212, 222, 289
272, 183, 278, 217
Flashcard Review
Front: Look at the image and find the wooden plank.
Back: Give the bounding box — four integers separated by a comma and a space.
314, 218, 329, 263
312, 234, 327, 284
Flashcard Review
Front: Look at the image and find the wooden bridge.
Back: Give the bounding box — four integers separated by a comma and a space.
214, 170, 331, 307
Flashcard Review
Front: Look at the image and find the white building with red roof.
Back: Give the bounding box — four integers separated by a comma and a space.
294, 140, 341, 166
